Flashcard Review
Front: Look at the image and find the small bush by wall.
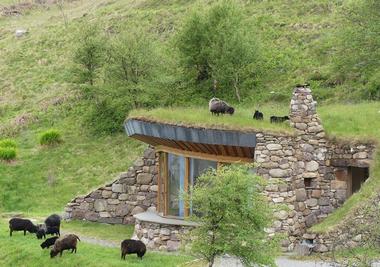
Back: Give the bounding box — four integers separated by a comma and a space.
39, 129, 62, 146
0, 147, 16, 161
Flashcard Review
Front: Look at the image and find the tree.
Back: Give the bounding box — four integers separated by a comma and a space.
105, 30, 159, 109
176, 0, 262, 102
187, 165, 279, 267
73, 23, 105, 86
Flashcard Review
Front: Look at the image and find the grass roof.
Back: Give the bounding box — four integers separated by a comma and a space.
128, 105, 294, 134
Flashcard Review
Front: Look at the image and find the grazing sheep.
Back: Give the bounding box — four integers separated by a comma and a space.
45, 214, 61, 230
270, 115, 290, 123
50, 234, 80, 258
36, 226, 60, 239
253, 110, 263, 120
41, 236, 59, 249
209, 98, 235, 116
36, 228, 46, 239
121, 239, 146, 260
9, 218, 39, 236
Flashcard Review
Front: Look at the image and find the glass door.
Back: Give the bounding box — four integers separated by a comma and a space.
167, 154, 186, 217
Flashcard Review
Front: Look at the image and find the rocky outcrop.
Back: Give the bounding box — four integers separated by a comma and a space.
63, 147, 158, 224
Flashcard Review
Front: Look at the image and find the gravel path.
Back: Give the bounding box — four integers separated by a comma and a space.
61, 230, 119, 248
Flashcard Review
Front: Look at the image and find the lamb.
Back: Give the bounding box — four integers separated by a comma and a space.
270, 115, 290, 123
121, 239, 146, 260
9, 218, 39, 236
41, 236, 59, 249
50, 234, 80, 258
209, 98, 235, 116
253, 110, 263, 120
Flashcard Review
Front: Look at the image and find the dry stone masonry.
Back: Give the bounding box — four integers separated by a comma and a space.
134, 219, 192, 252
64, 147, 158, 224
64, 85, 376, 253
255, 86, 374, 251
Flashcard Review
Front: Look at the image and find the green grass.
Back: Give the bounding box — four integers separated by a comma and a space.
62, 220, 135, 242
129, 105, 293, 134
39, 129, 62, 146
0, 219, 194, 267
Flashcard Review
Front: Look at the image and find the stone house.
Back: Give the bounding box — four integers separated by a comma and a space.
64, 85, 375, 252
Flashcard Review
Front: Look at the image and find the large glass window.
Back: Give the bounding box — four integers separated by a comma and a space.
159, 152, 217, 218
167, 154, 186, 217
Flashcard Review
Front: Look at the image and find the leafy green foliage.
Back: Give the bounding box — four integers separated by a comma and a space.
331, 0, 380, 94
176, 0, 263, 102
187, 165, 279, 267
73, 23, 106, 85
39, 129, 62, 146
0, 147, 16, 161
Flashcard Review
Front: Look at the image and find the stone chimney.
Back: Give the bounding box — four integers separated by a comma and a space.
289, 85, 324, 138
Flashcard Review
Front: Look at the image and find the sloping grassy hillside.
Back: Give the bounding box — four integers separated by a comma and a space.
0, 0, 378, 225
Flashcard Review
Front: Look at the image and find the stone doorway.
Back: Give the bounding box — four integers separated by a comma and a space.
348, 167, 369, 196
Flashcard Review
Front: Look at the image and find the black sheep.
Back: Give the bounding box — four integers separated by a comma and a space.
253, 110, 263, 120
36, 226, 60, 239
50, 234, 80, 258
41, 236, 59, 249
209, 98, 235, 116
270, 115, 290, 123
45, 214, 61, 230
9, 218, 39, 236
121, 239, 146, 260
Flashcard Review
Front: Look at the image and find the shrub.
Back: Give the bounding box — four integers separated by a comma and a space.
39, 129, 62, 146
0, 139, 17, 149
187, 165, 279, 267
0, 147, 16, 161
176, 0, 263, 101
73, 23, 105, 86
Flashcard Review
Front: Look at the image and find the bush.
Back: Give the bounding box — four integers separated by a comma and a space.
187, 165, 279, 267
39, 129, 62, 146
0, 139, 17, 149
0, 147, 16, 161
176, 0, 263, 102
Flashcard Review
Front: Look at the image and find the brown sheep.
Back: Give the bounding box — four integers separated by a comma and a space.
50, 234, 80, 258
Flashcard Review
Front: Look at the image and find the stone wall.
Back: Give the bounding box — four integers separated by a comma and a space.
256, 86, 375, 251
134, 219, 192, 252
307, 193, 380, 253
63, 147, 158, 224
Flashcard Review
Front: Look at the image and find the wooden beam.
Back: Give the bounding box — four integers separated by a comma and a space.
155, 145, 253, 163
184, 158, 190, 217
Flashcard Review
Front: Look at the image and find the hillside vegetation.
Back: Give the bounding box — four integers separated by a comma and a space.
0, 0, 379, 232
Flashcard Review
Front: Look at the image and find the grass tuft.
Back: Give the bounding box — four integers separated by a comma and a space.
39, 129, 62, 146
